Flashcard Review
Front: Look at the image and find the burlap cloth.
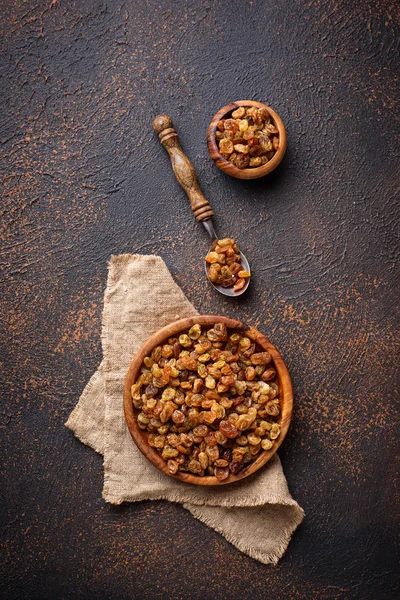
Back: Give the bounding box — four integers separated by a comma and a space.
65, 254, 304, 564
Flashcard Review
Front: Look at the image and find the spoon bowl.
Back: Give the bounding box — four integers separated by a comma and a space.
204, 249, 250, 297
202, 219, 251, 297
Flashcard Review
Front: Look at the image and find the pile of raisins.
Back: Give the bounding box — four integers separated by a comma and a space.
205, 238, 250, 292
216, 105, 279, 169
132, 323, 281, 480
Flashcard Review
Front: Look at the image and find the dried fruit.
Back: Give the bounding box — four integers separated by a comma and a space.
219, 420, 238, 439
259, 135, 273, 152
233, 278, 246, 292
231, 106, 245, 119
172, 410, 185, 425
269, 424, 280, 439
162, 446, 179, 459
133, 322, 281, 478
264, 123, 278, 135
188, 324, 201, 340
205, 252, 220, 264
261, 438, 274, 451
233, 143, 249, 154
206, 239, 249, 291
205, 375, 216, 389
262, 368, 276, 381
251, 352, 271, 365
188, 459, 202, 474
235, 153, 250, 169
230, 461, 243, 474
219, 138, 234, 155
243, 126, 256, 140
224, 118, 239, 132
161, 344, 174, 359
206, 445, 219, 462
258, 107, 270, 120
214, 466, 230, 480
216, 106, 279, 168
193, 424, 208, 437
198, 451, 209, 470
167, 459, 179, 474
179, 355, 198, 370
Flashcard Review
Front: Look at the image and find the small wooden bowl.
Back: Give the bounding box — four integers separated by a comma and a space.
123, 315, 293, 486
207, 100, 287, 180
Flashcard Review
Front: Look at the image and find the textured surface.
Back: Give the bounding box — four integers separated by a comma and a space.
1, 0, 399, 598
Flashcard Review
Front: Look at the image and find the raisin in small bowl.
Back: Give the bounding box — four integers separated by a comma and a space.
207, 100, 287, 180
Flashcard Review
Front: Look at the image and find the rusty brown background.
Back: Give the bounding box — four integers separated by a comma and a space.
1, 0, 399, 598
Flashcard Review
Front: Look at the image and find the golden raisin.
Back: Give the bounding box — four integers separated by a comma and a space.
233, 143, 249, 155
231, 106, 245, 119
188, 460, 202, 474
262, 368, 276, 382
135, 321, 281, 479
249, 157, 262, 167
261, 438, 274, 451
233, 278, 246, 291
264, 123, 278, 135
219, 138, 234, 155
224, 118, 239, 132
167, 459, 179, 474
258, 107, 270, 120
251, 352, 271, 365
269, 423, 280, 439
219, 420, 238, 439
188, 324, 201, 339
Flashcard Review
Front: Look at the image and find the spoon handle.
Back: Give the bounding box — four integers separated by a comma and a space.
153, 114, 214, 222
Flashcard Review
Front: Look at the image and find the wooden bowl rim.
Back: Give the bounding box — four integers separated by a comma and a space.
123, 315, 293, 486
206, 100, 287, 180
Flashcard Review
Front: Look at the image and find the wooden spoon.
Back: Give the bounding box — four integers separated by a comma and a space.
153, 114, 251, 297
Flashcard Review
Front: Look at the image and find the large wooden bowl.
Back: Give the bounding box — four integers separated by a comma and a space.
207, 100, 287, 180
123, 315, 293, 485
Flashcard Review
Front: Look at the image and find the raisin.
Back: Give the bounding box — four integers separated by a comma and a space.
219, 138, 234, 155
230, 461, 243, 475
264, 123, 278, 135
247, 137, 259, 147
231, 106, 245, 119
222, 448, 233, 462
233, 143, 249, 154
262, 368, 276, 381
219, 420, 238, 439
251, 352, 271, 365
258, 107, 270, 120
145, 383, 158, 397
167, 459, 179, 474
224, 118, 239, 132
249, 145, 265, 157
233, 278, 246, 292
259, 135, 273, 152
214, 466, 230, 480
235, 153, 250, 169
